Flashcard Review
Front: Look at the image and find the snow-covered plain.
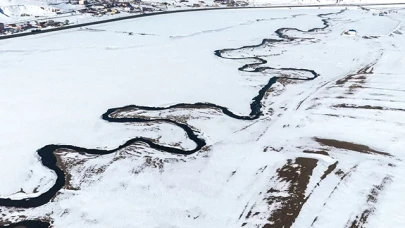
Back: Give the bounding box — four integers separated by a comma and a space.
1, 5, 405, 228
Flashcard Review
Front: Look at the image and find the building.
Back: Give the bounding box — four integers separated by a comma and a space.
342, 29, 357, 36
79, 0, 87, 5
0, 23, 4, 32
347, 29, 357, 35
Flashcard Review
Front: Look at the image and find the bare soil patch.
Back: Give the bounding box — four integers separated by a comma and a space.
336, 63, 375, 86
314, 138, 391, 157
333, 104, 405, 112
320, 161, 338, 182
263, 157, 318, 228
303, 150, 329, 156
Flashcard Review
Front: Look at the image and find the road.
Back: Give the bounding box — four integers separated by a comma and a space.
1, 2, 405, 40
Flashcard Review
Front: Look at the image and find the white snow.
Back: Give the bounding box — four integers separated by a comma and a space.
1, 5, 405, 228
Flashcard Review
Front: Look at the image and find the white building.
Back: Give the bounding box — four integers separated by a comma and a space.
343, 29, 357, 36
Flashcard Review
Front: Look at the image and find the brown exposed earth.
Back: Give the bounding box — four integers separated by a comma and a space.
303, 150, 329, 156
54, 150, 83, 192
335, 64, 374, 86
320, 161, 338, 182
334, 62, 378, 94
333, 104, 405, 112
314, 138, 392, 157
263, 157, 318, 228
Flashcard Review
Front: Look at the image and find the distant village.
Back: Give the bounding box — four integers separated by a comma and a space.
0, 0, 248, 36
0, 0, 145, 35
0, 19, 69, 35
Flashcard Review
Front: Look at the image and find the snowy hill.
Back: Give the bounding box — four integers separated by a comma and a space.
1, 4, 56, 17
0, 0, 403, 24
0, 0, 80, 22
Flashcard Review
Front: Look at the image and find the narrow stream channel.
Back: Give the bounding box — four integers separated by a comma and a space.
0, 9, 345, 227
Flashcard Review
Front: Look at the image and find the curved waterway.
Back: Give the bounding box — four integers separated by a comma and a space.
0, 220, 50, 228
0, 9, 344, 227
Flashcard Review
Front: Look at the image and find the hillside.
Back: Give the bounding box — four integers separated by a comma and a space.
0, 0, 403, 24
